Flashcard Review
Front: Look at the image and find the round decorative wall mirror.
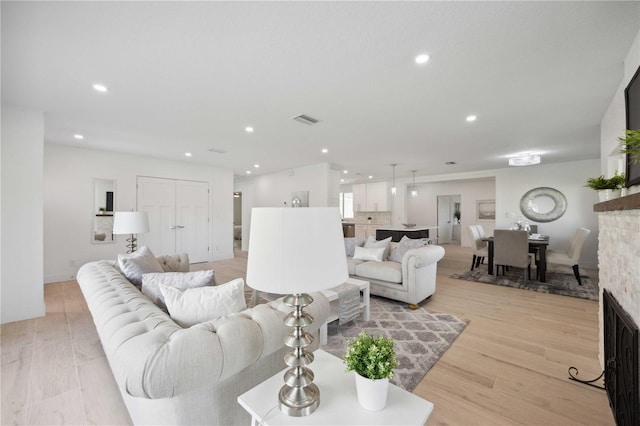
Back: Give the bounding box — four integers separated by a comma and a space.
519, 187, 567, 223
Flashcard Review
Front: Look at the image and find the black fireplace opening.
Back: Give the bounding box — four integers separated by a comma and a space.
603, 289, 639, 426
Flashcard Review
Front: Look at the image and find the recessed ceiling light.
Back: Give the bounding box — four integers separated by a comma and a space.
343, 170, 348, 174
246, 170, 252, 174
415, 54, 430, 64
245, 126, 254, 133
254, 164, 260, 168
368, 175, 373, 179
185, 152, 192, 157
321, 148, 328, 154
92, 83, 108, 93
466, 115, 477, 122
73, 134, 84, 140
340, 178, 345, 183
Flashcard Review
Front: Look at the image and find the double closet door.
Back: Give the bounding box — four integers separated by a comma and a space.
137, 176, 209, 263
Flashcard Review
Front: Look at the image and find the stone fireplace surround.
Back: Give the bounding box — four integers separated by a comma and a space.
594, 192, 640, 423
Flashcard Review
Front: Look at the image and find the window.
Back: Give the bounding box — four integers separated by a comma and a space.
340, 192, 354, 219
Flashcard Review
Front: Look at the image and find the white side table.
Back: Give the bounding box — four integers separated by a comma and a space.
319, 278, 370, 345
238, 350, 433, 426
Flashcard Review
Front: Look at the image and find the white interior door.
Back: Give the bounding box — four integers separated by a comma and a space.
137, 177, 209, 261
437, 195, 452, 244
176, 180, 209, 263
137, 177, 176, 256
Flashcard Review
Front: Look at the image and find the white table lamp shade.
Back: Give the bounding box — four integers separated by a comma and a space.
113, 212, 150, 235
247, 207, 348, 294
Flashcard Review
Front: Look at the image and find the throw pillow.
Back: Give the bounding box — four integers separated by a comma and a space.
160, 278, 247, 327
344, 236, 366, 257
142, 270, 215, 311
353, 246, 385, 262
364, 235, 392, 260
118, 246, 164, 287
389, 236, 425, 263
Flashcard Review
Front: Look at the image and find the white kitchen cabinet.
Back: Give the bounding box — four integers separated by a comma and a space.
353, 182, 389, 211
353, 184, 367, 212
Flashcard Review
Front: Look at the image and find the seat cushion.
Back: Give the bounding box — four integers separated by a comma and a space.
346, 257, 366, 275
355, 261, 402, 283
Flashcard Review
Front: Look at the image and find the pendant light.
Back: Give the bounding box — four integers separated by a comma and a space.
390, 164, 397, 195
410, 170, 418, 198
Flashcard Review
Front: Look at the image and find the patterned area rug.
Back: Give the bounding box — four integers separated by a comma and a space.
322, 296, 468, 392
450, 264, 598, 301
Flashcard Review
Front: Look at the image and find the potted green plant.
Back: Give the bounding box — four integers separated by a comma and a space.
585, 171, 625, 201
343, 331, 399, 411
619, 129, 640, 164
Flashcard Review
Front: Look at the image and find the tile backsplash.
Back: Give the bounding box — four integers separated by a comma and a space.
353, 211, 391, 225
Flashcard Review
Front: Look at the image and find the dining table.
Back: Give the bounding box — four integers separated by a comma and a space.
483, 235, 550, 282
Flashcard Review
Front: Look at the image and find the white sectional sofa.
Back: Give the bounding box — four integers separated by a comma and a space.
77, 258, 330, 425
346, 239, 445, 307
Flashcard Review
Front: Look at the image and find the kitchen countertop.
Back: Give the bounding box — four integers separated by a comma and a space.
376, 226, 438, 231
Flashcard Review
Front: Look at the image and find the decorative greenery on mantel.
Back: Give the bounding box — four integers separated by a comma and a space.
585, 171, 625, 190
619, 129, 640, 164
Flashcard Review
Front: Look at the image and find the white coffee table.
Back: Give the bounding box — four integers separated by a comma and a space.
237, 349, 433, 425
319, 277, 370, 346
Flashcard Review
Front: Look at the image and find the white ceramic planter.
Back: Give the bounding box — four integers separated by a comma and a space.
598, 189, 622, 202
354, 372, 389, 411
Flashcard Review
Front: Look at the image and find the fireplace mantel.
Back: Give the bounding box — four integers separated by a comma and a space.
594, 192, 640, 212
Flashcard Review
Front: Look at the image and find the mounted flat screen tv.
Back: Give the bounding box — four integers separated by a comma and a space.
624, 65, 640, 188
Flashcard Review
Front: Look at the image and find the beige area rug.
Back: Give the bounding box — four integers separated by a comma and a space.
321, 295, 468, 392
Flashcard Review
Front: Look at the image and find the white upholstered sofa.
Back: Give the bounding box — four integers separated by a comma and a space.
77, 258, 330, 425
346, 239, 445, 307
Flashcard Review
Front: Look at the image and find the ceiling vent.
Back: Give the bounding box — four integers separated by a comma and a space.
208, 147, 228, 154
292, 114, 320, 125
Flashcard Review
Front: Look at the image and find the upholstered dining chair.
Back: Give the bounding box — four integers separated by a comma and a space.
467, 225, 488, 270
494, 230, 535, 283
545, 227, 591, 285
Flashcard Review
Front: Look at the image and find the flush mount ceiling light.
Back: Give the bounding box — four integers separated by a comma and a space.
368, 175, 373, 179
184, 152, 192, 157
343, 170, 348, 174
73, 134, 84, 140
245, 126, 254, 133
508, 153, 541, 167
92, 83, 108, 93
246, 170, 252, 174
466, 115, 477, 122
415, 54, 430, 64
254, 164, 260, 168
321, 148, 328, 154
390, 164, 397, 195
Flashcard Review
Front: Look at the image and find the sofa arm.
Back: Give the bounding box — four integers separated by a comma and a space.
156, 253, 190, 272
402, 245, 445, 269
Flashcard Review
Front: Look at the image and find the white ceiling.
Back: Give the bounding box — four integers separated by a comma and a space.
2, 1, 639, 183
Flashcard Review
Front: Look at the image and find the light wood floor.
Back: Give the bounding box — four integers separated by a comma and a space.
1, 245, 613, 425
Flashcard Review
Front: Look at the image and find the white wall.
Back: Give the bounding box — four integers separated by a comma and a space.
495, 159, 600, 268
234, 162, 337, 251
1, 105, 46, 323
44, 144, 234, 283
601, 31, 640, 179
403, 179, 496, 247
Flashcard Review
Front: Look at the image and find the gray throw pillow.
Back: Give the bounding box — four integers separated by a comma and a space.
344, 236, 366, 257
364, 235, 392, 260
142, 270, 215, 311
118, 246, 164, 287
389, 236, 425, 263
